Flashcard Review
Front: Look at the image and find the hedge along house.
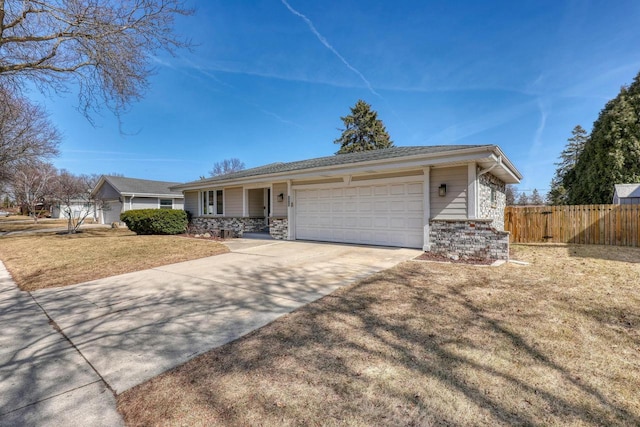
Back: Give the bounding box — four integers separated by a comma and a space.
173, 145, 522, 260
92, 175, 185, 224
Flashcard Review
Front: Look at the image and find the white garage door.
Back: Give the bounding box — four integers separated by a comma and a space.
295, 182, 424, 248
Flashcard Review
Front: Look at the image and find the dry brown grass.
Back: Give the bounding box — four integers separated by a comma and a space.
0, 214, 32, 222
117, 244, 640, 427
0, 228, 229, 291
0, 218, 71, 232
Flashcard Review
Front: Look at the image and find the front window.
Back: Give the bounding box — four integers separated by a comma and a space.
160, 199, 173, 209
201, 190, 224, 215
216, 190, 223, 215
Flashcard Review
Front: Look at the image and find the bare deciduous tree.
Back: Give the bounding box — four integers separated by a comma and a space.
11, 162, 57, 221
52, 170, 99, 233
209, 158, 245, 177
0, 0, 193, 118
0, 87, 60, 183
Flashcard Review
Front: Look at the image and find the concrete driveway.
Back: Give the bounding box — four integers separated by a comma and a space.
1, 239, 419, 425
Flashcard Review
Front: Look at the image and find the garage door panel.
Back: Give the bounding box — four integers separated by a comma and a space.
374, 217, 389, 228
390, 184, 405, 195
407, 217, 424, 228
374, 200, 389, 211
407, 200, 423, 212
374, 186, 389, 196
358, 187, 372, 196
407, 183, 422, 194
295, 181, 423, 248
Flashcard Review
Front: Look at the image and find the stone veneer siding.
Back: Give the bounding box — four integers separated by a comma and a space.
429, 219, 509, 260
269, 217, 288, 240
478, 172, 506, 230
191, 216, 266, 237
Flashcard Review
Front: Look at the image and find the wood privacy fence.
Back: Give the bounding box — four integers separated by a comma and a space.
504, 205, 640, 246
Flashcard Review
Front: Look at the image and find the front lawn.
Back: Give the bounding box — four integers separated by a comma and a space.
0, 228, 229, 291
0, 218, 71, 232
117, 244, 640, 426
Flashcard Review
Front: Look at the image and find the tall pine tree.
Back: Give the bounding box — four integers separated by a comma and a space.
334, 100, 394, 154
548, 125, 587, 205
567, 72, 640, 204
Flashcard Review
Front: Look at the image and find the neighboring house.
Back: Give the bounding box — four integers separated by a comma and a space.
173, 145, 522, 260
613, 183, 640, 204
51, 200, 97, 221
92, 175, 185, 224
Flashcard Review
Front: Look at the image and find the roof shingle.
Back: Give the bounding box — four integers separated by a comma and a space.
104, 176, 183, 197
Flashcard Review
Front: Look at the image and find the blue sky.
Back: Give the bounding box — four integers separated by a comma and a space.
35, 0, 640, 194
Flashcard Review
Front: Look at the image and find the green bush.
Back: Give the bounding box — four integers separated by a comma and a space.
120, 209, 188, 235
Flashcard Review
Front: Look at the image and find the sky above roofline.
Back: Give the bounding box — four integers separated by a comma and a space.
30, 0, 640, 197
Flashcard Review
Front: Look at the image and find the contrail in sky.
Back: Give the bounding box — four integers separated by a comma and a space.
280, 0, 380, 97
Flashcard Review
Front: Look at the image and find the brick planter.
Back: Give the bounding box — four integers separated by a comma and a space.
429, 219, 509, 260
269, 217, 288, 240
190, 217, 266, 237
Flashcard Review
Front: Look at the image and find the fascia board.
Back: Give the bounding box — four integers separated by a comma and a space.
492, 146, 523, 180
118, 192, 184, 199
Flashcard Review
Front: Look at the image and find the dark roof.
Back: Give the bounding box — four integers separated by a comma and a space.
184, 145, 489, 186
103, 176, 184, 197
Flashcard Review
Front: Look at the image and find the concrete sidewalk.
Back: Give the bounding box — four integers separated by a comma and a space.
0, 262, 123, 426
1, 239, 419, 425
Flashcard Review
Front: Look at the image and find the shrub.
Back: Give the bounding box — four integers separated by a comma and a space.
120, 209, 188, 235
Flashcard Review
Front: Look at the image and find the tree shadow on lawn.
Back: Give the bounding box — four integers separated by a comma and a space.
515, 243, 640, 263
119, 262, 640, 426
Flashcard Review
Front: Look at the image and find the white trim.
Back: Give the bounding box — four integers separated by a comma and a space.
467, 163, 477, 219
292, 175, 422, 190
242, 188, 248, 217
269, 183, 274, 218
242, 182, 272, 190
287, 180, 294, 240
118, 192, 183, 199
423, 166, 431, 251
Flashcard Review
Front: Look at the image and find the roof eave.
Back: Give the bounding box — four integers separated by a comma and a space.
174, 145, 517, 190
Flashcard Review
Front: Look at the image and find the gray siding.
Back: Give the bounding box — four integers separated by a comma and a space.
102, 201, 122, 224
272, 182, 288, 217
130, 197, 160, 210
430, 166, 468, 219
184, 191, 199, 215
95, 181, 120, 200
225, 187, 243, 216
619, 197, 640, 205
173, 199, 184, 210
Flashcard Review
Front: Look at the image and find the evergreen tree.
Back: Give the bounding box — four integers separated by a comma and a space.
334, 100, 394, 154
548, 125, 587, 205
567, 72, 640, 204
530, 189, 545, 205
516, 192, 529, 206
